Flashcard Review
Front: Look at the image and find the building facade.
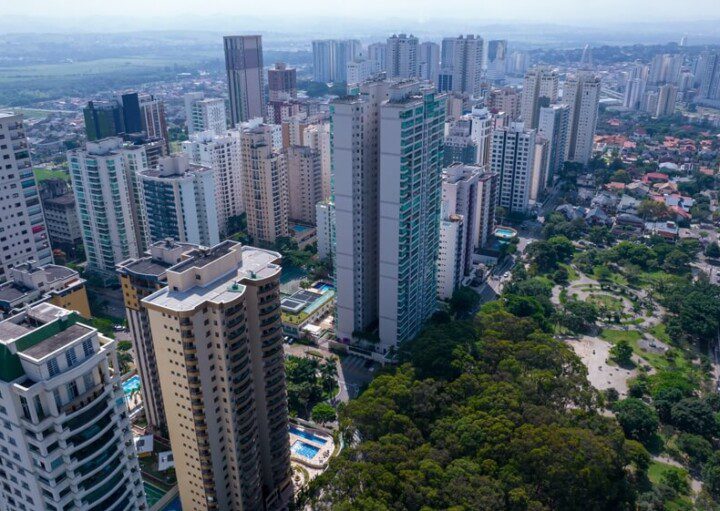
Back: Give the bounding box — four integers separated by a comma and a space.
377, 83, 445, 355
240, 125, 289, 244
286, 145, 323, 225
564, 73, 601, 165
386, 34, 420, 79
183, 131, 244, 236
0, 113, 52, 279
267, 62, 297, 102
116, 239, 196, 435
0, 303, 146, 511
440, 35, 484, 96
142, 241, 292, 511
224, 35, 265, 125
184, 93, 228, 137
315, 201, 334, 261
138, 155, 219, 247
491, 123, 536, 214
67, 138, 146, 278
521, 67, 559, 130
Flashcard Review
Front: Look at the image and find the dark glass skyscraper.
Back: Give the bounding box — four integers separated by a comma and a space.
223, 35, 265, 125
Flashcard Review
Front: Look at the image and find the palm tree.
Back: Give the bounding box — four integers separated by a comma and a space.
319, 360, 338, 394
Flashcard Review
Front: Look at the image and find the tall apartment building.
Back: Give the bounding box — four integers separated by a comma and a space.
0, 262, 91, 318
138, 155, 219, 247
315, 201, 334, 261
386, 34, 420, 79
437, 212, 464, 301
311, 40, 360, 82
183, 130, 244, 236
83, 100, 125, 141
486, 40, 508, 82
367, 42, 387, 71
142, 241, 292, 511
469, 106, 493, 167
301, 121, 332, 201
312, 40, 336, 82
333, 80, 389, 348
0, 302, 146, 511
334, 40, 361, 83
267, 62, 297, 102
346, 59, 381, 85
486, 87, 521, 120
697, 52, 720, 105
444, 118, 477, 166
654, 83, 678, 117
116, 239, 196, 435
240, 124, 289, 244
648, 53, 683, 85
0, 112, 52, 280
139, 94, 169, 151
437, 164, 486, 299
538, 104, 570, 179
184, 93, 228, 136
224, 35, 265, 125
419, 42, 440, 82
530, 137, 550, 203
440, 35, 484, 96
42, 192, 82, 258
377, 82, 445, 355
564, 73, 601, 165
67, 138, 147, 278
442, 163, 496, 255
491, 122, 536, 214
286, 146, 323, 225
521, 67, 559, 129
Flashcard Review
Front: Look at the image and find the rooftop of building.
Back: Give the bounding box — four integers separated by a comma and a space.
0, 303, 96, 380
117, 239, 197, 278
0, 264, 80, 306
143, 241, 282, 312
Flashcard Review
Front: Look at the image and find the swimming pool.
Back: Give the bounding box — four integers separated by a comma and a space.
494, 227, 518, 240
291, 440, 320, 460
290, 426, 327, 445
122, 375, 141, 395
313, 283, 334, 293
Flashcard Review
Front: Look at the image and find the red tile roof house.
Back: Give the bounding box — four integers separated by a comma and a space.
642, 172, 669, 184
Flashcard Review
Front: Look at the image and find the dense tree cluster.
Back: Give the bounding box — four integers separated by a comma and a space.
304, 308, 648, 510
285, 355, 337, 418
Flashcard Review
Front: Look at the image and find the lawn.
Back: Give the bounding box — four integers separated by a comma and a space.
601, 328, 700, 383
588, 293, 625, 313
33, 167, 70, 182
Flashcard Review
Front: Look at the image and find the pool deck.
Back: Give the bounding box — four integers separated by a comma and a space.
288, 425, 334, 471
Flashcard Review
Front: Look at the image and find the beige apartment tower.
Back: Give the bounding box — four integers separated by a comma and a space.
240, 125, 289, 244
142, 240, 291, 511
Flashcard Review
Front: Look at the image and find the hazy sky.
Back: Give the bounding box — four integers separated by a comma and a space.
9, 0, 720, 23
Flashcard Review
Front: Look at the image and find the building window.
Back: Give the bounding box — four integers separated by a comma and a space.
82, 339, 93, 358
65, 348, 77, 368
67, 381, 78, 401
47, 359, 59, 377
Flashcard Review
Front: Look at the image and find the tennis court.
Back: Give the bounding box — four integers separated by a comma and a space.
144, 481, 167, 508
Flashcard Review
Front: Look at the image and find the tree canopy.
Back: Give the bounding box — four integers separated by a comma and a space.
305, 308, 646, 510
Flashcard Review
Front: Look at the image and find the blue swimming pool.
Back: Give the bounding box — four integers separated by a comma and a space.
290, 426, 327, 445
313, 283, 333, 293
122, 375, 141, 395
291, 440, 320, 459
